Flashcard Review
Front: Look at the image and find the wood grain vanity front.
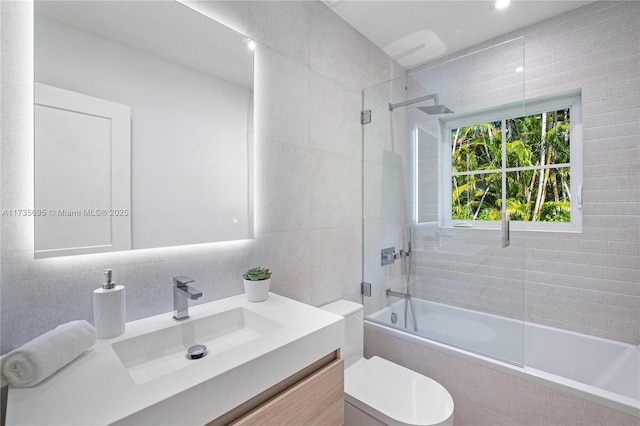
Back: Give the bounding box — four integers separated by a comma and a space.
208, 351, 344, 426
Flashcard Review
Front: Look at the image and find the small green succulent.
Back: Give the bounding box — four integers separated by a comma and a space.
243, 267, 272, 281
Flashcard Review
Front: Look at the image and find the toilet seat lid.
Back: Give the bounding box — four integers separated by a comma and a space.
345, 356, 454, 426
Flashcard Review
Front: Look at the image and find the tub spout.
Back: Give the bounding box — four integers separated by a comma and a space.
386, 288, 411, 299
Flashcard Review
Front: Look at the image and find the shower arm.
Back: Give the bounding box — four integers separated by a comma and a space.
389, 94, 439, 111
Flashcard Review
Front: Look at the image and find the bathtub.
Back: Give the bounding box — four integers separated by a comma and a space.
367, 298, 640, 416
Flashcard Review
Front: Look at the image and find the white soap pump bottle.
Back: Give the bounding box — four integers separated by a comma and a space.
93, 269, 126, 339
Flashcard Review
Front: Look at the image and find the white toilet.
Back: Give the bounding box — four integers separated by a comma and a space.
321, 300, 454, 426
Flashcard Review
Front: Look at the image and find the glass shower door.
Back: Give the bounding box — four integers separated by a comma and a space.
362, 38, 526, 366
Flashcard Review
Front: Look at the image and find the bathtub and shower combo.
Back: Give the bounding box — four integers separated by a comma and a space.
361, 38, 639, 423
367, 296, 639, 415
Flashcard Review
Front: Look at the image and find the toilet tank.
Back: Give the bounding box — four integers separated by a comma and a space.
320, 300, 363, 369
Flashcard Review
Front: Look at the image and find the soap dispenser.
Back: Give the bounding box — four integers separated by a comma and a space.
93, 269, 125, 339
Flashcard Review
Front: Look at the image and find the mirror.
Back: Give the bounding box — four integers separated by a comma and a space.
34, 1, 254, 258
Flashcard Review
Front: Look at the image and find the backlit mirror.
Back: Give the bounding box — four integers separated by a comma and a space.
34, 1, 254, 258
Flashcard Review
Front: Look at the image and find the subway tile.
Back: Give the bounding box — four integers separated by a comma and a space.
584, 80, 640, 103
583, 106, 640, 128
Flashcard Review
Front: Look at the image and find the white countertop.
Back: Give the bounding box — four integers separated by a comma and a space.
6, 293, 344, 425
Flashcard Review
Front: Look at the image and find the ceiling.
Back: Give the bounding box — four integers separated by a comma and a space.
323, 1, 594, 69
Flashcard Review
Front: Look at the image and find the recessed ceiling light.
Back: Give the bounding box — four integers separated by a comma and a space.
491, 0, 512, 10
515, 66, 524, 73
245, 39, 256, 51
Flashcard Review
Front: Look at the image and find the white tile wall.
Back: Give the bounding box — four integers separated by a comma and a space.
405, 1, 639, 345
0, 0, 406, 354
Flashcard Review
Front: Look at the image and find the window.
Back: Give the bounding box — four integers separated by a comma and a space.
441, 91, 582, 232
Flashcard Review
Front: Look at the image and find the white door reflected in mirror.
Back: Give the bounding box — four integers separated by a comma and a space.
34, 1, 255, 258
35, 83, 131, 258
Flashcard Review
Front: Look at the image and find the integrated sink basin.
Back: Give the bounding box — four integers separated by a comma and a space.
6, 293, 344, 426
112, 307, 283, 384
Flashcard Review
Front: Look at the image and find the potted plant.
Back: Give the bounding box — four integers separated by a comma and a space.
242, 267, 272, 302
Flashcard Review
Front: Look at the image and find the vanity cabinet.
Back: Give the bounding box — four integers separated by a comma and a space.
209, 351, 344, 426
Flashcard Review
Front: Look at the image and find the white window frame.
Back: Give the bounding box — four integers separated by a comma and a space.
439, 90, 583, 233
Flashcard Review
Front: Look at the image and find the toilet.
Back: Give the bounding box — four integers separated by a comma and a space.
321, 300, 454, 426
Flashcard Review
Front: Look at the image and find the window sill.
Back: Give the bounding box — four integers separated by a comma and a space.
443, 221, 583, 233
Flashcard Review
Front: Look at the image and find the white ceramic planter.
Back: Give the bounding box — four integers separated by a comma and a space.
243, 278, 270, 302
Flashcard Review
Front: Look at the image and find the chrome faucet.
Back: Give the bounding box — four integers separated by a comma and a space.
172, 275, 202, 320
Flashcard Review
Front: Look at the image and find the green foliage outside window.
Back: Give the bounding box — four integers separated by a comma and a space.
451, 109, 571, 222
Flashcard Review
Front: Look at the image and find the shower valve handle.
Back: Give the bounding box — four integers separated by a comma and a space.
381, 247, 398, 265
383, 252, 397, 261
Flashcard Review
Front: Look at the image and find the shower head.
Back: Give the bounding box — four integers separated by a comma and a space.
389, 93, 454, 114
418, 104, 454, 115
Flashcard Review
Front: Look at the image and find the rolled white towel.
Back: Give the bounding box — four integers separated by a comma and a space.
1, 320, 96, 388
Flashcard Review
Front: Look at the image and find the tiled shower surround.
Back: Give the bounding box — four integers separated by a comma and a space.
364, 1, 638, 345
410, 0, 640, 345
364, 1, 639, 424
